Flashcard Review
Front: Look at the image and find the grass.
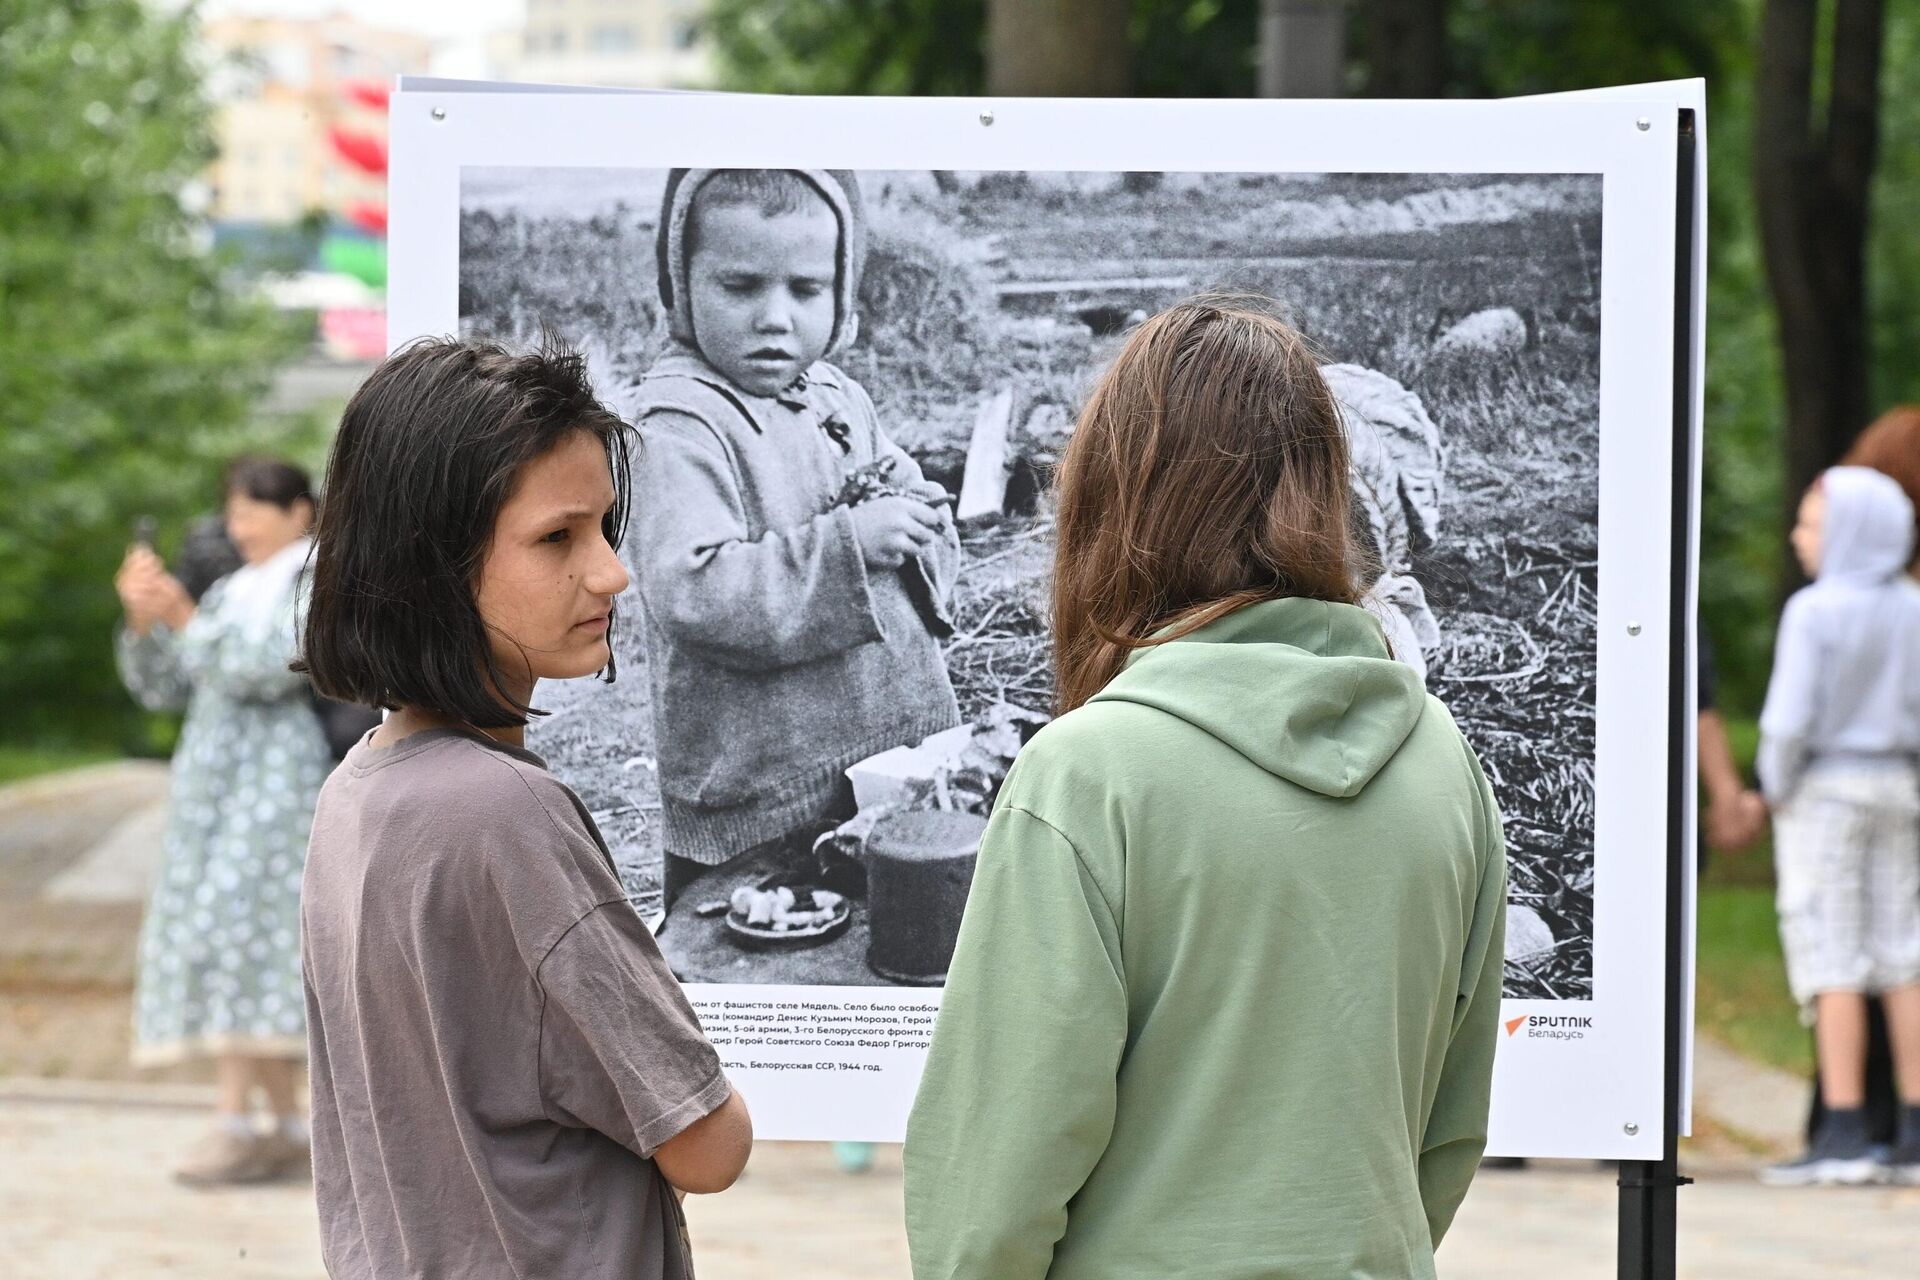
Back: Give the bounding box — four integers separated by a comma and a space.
0, 746, 119, 788
1691, 711, 1808, 1077
1696, 879, 1809, 1078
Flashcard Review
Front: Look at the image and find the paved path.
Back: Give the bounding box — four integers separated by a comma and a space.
2, 1079, 1917, 1279
0, 764, 171, 1079
0, 762, 168, 901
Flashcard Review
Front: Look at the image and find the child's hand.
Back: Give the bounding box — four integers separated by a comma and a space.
851, 496, 944, 570
905, 479, 955, 510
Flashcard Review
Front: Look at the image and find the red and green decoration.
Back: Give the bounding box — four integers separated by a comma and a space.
323, 81, 391, 288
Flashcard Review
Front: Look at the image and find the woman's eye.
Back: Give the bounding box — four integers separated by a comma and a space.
721, 278, 757, 296
791, 280, 823, 299
541, 529, 570, 545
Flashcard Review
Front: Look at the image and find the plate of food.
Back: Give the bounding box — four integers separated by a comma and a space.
719, 883, 852, 949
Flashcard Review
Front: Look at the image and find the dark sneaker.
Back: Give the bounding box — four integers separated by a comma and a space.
1885, 1141, 1920, 1187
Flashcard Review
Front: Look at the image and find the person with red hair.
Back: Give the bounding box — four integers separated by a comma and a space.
1843, 407, 1920, 546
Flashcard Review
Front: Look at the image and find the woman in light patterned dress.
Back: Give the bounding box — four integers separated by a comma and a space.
114, 457, 331, 1186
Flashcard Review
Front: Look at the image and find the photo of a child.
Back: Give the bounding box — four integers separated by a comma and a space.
460, 165, 1604, 997
631, 169, 962, 915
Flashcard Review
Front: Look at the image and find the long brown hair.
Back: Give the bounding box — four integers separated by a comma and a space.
1050, 295, 1359, 713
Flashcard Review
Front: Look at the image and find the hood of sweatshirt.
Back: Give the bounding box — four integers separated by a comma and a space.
1088, 597, 1428, 799
654, 168, 866, 359
1817, 465, 1915, 587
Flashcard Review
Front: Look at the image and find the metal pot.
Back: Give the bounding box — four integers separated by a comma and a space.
860, 809, 988, 985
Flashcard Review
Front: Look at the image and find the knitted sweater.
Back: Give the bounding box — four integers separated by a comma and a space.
628, 348, 961, 863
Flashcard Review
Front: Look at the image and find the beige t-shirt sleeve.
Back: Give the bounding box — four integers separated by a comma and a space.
536, 900, 730, 1157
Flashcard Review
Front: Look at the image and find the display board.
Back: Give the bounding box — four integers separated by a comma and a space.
387, 85, 1700, 1159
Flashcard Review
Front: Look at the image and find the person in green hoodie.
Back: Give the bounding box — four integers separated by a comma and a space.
903, 295, 1508, 1280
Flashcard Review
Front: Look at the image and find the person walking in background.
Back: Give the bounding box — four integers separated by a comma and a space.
298, 340, 750, 1279
1758, 466, 1920, 1186
112, 457, 329, 1186
904, 297, 1508, 1278
1801, 405, 1920, 1164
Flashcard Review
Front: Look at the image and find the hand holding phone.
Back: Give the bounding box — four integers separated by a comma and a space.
116, 519, 185, 633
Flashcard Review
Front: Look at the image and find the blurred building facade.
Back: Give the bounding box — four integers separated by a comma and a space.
201, 14, 431, 224
487, 0, 712, 89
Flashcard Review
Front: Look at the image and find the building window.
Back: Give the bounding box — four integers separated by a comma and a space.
671, 19, 698, 50
591, 24, 634, 53
263, 42, 309, 89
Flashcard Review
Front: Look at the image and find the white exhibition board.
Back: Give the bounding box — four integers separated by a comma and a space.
387, 87, 1697, 1160
1535, 78, 1706, 1136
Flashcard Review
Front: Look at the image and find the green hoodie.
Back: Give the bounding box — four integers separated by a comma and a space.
904, 597, 1506, 1280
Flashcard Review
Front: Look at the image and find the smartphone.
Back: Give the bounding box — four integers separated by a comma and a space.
131, 516, 157, 548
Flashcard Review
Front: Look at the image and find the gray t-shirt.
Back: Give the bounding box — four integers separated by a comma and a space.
303, 728, 728, 1278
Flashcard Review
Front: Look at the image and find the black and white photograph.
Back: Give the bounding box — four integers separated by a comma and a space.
458, 165, 1603, 999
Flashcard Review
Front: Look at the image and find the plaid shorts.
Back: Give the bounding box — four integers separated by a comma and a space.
1772, 766, 1920, 1009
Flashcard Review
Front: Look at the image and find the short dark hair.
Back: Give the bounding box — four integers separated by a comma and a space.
225, 456, 313, 510
298, 336, 631, 728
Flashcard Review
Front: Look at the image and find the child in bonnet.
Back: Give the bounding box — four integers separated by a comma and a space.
626, 168, 963, 905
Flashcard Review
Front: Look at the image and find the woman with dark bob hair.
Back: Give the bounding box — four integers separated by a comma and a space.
904, 297, 1508, 1278
115, 455, 329, 1186
298, 338, 749, 1279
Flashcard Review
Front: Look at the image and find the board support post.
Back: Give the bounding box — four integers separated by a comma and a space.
1616, 104, 1699, 1280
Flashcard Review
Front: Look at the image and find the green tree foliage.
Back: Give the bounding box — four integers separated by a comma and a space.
706, 0, 1259, 97
0, 0, 301, 746
1868, 8, 1920, 415
1700, 58, 1795, 706
706, 0, 987, 95
1445, 0, 1742, 95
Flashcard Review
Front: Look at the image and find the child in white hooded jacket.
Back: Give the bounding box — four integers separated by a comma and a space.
1759, 465, 1920, 1187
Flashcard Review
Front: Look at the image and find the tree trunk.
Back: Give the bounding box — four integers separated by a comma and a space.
1359, 0, 1447, 97
985, 0, 1131, 96
1754, 0, 1886, 527
1259, 0, 1349, 97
